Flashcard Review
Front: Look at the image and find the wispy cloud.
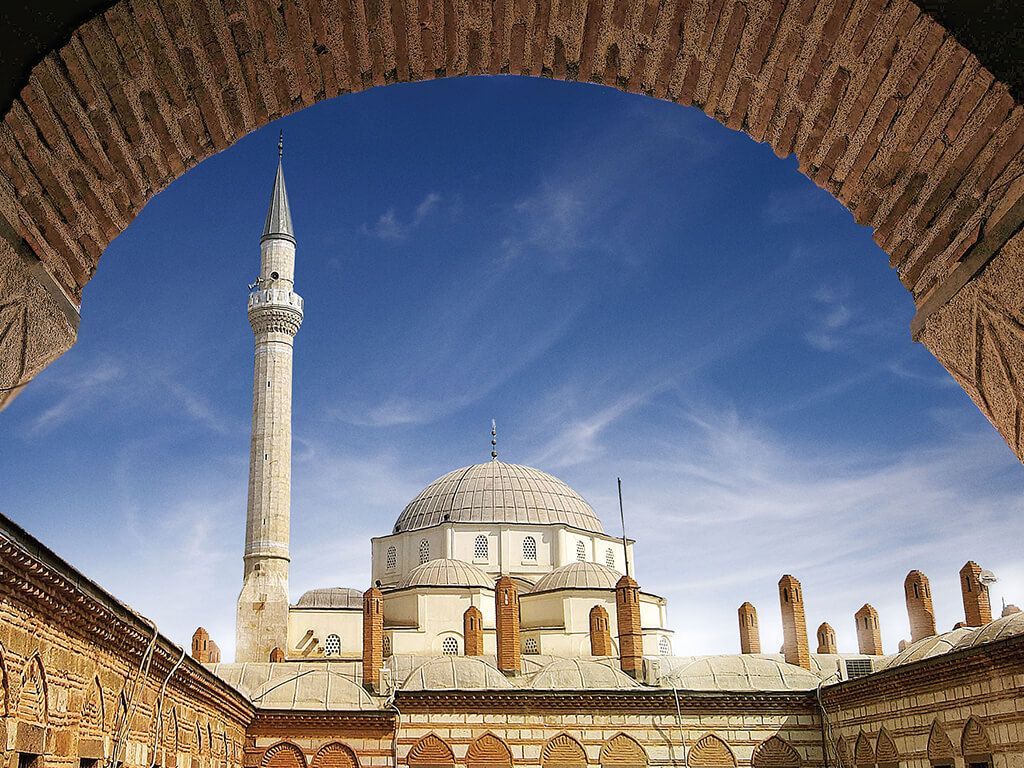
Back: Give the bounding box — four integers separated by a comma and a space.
804, 285, 853, 352
362, 192, 443, 240
27, 357, 123, 435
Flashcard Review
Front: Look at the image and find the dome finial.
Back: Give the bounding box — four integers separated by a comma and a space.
490, 419, 498, 460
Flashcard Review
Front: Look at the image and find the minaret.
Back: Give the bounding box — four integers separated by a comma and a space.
235, 135, 304, 663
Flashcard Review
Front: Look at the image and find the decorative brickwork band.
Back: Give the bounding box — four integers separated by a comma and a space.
615, 575, 643, 678
960, 561, 993, 627
362, 586, 383, 692
905, 570, 937, 642
738, 602, 760, 654
816, 623, 837, 655
495, 576, 521, 676
778, 575, 810, 670
855, 604, 884, 655
590, 604, 613, 657
464, 605, 484, 657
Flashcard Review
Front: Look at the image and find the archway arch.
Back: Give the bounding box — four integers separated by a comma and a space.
466, 734, 513, 768
751, 736, 801, 768
80, 675, 104, 734
600, 734, 648, 768
927, 721, 956, 768
16, 653, 48, 726
407, 734, 455, 768
262, 742, 307, 768
542, 734, 588, 768
960, 717, 992, 766
2, 0, 1024, 464
853, 733, 874, 768
874, 728, 899, 768
688, 734, 735, 768
0, 643, 9, 718
312, 742, 360, 768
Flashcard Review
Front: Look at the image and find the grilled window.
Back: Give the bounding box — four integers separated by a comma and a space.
386, 546, 397, 571
523, 637, 539, 654
419, 539, 430, 565
382, 635, 392, 657
523, 536, 537, 561
659, 636, 671, 655
441, 637, 459, 655
474, 535, 489, 560
324, 634, 341, 656
576, 541, 587, 562
605, 548, 615, 568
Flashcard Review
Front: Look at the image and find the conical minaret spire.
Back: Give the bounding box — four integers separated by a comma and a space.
236, 138, 304, 663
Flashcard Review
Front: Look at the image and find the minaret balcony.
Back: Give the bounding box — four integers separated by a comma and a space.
248, 288, 304, 312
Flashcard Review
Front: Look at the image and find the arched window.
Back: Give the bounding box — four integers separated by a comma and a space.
474, 535, 489, 561
523, 536, 537, 561
419, 539, 430, 564
386, 546, 397, 571
324, 634, 341, 656
382, 635, 392, 657
659, 636, 671, 655
441, 637, 459, 655
523, 637, 539, 654
576, 541, 587, 562
605, 548, 615, 568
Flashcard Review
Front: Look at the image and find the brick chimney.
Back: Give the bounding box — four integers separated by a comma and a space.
1003, 603, 1021, 617
816, 622, 837, 654
191, 627, 212, 662
269, 647, 285, 663
495, 576, 521, 675
904, 570, 936, 642
960, 561, 992, 627
589, 605, 613, 657
615, 575, 643, 678
362, 585, 384, 691
464, 605, 484, 656
778, 575, 810, 669
737, 602, 760, 654
855, 604, 883, 655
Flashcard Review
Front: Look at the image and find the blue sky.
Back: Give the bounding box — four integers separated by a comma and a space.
2, 75, 1022, 659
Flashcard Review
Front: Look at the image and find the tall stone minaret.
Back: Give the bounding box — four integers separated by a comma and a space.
235, 135, 304, 663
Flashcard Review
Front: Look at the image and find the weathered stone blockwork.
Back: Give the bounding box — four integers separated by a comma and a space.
2, 0, 1024, 464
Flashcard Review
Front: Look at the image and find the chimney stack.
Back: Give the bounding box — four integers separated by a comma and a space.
495, 576, 521, 675
816, 622, 837, 654
855, 604, 883, 655
464, 605, 484, 656
959, 561, 992, 627
778, 575, 810, 669
904, 570, 936, 642
738, 602, 761, 654
269, 647, 285, 663
615, 575, 644, 678
589, 605, 613, 657
192, 628, 212, 663
362, 586, 384, 691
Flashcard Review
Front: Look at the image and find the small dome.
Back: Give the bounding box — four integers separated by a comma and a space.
208, 662, 378, 710
953, 611, 1024, 650
532, 561, 621, 593
877, 628, 975, 669
395, 461, 604, 534
403, 558, 494, 589
401, 657, 514, 691
656, 655, 822, 692
529, 658, 641, 690
295, 587, 364, 609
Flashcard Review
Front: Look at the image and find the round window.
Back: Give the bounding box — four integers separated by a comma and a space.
270, 271, 279, 279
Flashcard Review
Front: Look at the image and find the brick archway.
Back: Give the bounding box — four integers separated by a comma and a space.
2, 0, 1024, 460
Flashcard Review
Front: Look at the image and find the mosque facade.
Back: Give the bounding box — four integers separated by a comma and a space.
1, 152, 1022, 768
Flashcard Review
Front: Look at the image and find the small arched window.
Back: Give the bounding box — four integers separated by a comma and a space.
523, 637, 539, 654
324, 634, 341, 656
659, 636, 671, 655
576, 541, 587, 562
419, 539, 430, 565
474, 535, 489, 561
441, 637, 459, 655
386, 546, 397, 571
382, 635, 392, 657
523, 536, 537, 561
605, 548, 615, 568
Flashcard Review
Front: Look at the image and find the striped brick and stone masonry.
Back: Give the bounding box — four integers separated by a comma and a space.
738, 602, 761, 654
362, 586, 383, 692
495, 576, 520, 675
960, 561, 993, 627
816, 622, 837, 654
463, 605, 484, 656
855, 604, 884, 655
905, 570, 937, 642
589, 604, 613, 657
615, 575, 643, 678
779, 575, 810, 670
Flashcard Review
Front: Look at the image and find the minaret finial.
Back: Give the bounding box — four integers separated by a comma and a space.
491, 420, 498, 460
278, 130, 284, 159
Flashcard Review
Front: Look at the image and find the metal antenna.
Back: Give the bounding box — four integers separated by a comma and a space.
618, 477, 630, 578
491, 419, 498, 460
278, 130, 284, 159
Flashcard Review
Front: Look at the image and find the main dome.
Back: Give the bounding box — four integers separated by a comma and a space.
394, 461, 604, 534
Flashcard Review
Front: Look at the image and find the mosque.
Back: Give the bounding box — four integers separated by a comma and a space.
0, 149, 1022, 768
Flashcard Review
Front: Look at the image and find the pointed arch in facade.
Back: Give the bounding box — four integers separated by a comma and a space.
854, 733, 875, 768
688, 734, 736, 768
312, 742, 359, 768
542, 734, 588, 768
262, 742, 307, 768
466, 734, 513, 768
16, 653, 48, 725
927, 721, 956, 767
961, 717, 993, 763
875, 728, 899, 768
600, 734, 648, 768
751, 736, 801, 768
81, 675, 104, 733
0, 643, 9, 718
834, 737, 852, 768
407, 734, 456, 768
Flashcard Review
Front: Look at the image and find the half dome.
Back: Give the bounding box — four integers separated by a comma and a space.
532, 561, 621, 593
395, 461, 604, 534
403, 558, 494, 589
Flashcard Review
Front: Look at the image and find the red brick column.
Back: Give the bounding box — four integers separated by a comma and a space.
463, 605, 484, 656
855, 604, 884, 655
816, 622, 837, 654
615, 575, 643, 678
904, 570, 937, 642
589, 605, 613, 657
778, 575, 810, 670
959, 561, 993, 627
495, 576, 520, 675
191, 627, 211, 662
362, 585, 383, 691
737, 602, 760, 654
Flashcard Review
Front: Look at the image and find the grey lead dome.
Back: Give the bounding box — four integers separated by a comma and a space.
394, 461, 605, 534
